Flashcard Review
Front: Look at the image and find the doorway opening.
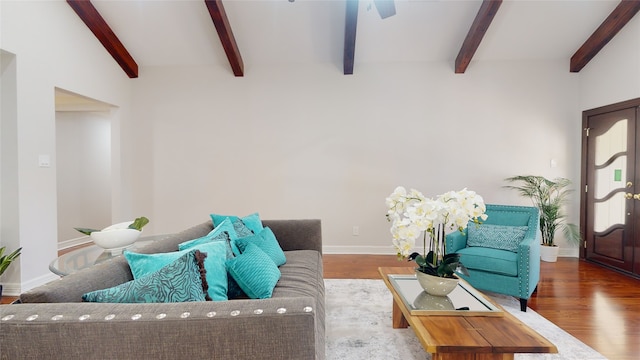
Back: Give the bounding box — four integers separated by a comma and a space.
55, 88, 116, 250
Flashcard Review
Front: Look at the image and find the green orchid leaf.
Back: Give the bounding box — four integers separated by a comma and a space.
414, 255, 427, 268
74, 227, 99, 236
128, 217, 149, 231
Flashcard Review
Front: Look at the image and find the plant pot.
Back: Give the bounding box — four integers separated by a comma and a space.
415, 270, 459, 296
540, 244, 559, 262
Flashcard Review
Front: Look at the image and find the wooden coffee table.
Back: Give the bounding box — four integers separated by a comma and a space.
379, 267, 557, 360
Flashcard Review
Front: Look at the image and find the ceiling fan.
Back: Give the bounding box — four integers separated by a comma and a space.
373, 0, 396, 19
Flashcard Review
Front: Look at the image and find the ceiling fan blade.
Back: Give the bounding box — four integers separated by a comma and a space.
374, 0, 396, 19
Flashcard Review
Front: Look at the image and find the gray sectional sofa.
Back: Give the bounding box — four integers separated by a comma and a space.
0, 219, 325, 360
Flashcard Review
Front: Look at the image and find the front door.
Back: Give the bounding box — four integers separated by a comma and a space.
582, 100, 639, 275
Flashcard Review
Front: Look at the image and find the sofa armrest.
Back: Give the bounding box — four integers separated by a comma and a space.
1, 296, 321, 359
263, 219, 322, 254
445, 231, 467, 253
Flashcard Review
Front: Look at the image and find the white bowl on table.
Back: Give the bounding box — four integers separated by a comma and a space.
90, 221, 142, 255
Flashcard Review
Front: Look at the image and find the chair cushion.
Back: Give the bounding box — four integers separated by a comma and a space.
467, 224, 528, 252
457, 247, 519, 276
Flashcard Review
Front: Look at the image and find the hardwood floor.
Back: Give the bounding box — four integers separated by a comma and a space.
3, 255, 638, 359
324, 254, 639, 360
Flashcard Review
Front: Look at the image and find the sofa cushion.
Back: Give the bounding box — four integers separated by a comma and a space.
226, 242, 281, 299
233, 227, 286, 267
82, 250, 209, 303
467, 224, 528, 252
124, 241, 228, 301
457, 247, 519, 276
211, 212, 263, 233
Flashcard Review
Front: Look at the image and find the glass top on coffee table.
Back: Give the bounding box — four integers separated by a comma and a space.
388, 274, 503, 316
49, 235, 168, 276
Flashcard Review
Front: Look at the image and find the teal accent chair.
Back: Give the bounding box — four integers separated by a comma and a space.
446, 204, 541, 312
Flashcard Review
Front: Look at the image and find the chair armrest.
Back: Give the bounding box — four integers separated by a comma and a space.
446, 231, 467, 254
517, 228, 541, 298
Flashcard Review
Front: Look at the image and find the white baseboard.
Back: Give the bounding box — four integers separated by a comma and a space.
0, 282, 22, 296
323, 245, 580, 258
2, 272, 59, 296
323, 245, 396, 255
21, 272, 60, 293
558, 247, 579, 258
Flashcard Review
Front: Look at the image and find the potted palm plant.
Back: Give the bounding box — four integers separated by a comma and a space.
0, 246, 22, 298
504, 175, 582, 262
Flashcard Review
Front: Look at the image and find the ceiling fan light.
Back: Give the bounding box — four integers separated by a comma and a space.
374, 0, 396, 19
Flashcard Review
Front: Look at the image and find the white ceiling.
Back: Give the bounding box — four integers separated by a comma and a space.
88, 0, 623, 71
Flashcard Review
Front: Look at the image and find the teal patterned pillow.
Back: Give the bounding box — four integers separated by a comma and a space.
83, 250, 208, 303
124, 241, 228, 301
467, 224, 529, 252
226, 242, 281, 299
210, 212, 263, 233
231, 218, 254, 238
233, 227, 286, 266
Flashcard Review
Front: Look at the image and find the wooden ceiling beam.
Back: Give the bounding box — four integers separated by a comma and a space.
67, 0, 138, 78
205, 0, 244, 77
455, 0, 502, 74
570, 0, 640, 73
344, 0, 359, 75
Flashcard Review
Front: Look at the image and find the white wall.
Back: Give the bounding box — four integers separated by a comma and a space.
0, 50, 22, 293
579, 15, 640, 111
56, 111, 112, 244
130, 59, 582, 254
1, 0, 133, 293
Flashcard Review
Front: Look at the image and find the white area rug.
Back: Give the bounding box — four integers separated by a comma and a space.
325, 279, 607, 360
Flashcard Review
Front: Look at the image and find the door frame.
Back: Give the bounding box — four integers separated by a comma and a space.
580, 97, 640, 261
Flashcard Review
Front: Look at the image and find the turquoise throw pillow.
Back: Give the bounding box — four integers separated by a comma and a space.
233, 227, 286, 267
226, 242, 281, 299
178, 218, 236, 258
467, 224, 529, 253
179, 218, 243, 299
83, 250, 208, 303
124, 241, 228, 301
210, 212, 263, 233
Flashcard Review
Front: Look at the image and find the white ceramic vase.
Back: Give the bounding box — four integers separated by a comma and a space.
415, 270, 459, 296
90, 221, 141, 255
